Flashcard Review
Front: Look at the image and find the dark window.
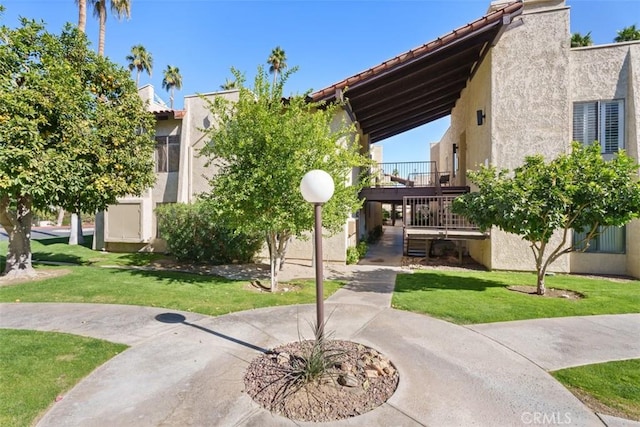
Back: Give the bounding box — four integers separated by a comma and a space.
155, 135, 180, 172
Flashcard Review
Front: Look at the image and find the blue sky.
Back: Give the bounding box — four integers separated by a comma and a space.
2, 0, 637, 163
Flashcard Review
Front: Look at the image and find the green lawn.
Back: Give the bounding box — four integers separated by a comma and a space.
0, 266, 342, 315
0, 242, 342, 425
552, 359, 640, 421
0, 238, 168, 269
392, 270, 640, 324
0, 329, 127, 427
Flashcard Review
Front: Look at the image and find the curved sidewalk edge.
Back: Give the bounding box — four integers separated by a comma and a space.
467, 314, 640, 371
0, 302, 619, 426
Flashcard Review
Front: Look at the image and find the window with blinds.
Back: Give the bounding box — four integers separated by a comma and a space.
155, 135, 181, 172
574, 225, 626, 254
572, 100, 624, 153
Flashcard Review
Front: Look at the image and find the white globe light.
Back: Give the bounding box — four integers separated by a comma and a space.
300, 170, 335, 203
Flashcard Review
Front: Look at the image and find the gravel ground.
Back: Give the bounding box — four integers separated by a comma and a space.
244, 340, 399, 422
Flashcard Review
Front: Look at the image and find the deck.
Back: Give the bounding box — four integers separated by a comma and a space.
360, 161, 468, 203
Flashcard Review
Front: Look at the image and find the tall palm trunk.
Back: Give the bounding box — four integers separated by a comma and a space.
97, 4, 107, 56
77, 0, 87, 32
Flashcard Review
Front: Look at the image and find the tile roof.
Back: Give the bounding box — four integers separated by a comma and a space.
312, 1, 524, 142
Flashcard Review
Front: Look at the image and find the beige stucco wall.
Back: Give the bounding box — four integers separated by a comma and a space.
625, 45, 640, 278
180, 90, 239, 202
433, 12, 495, 265
419, 1, 640, 278
627, 219, 640, 278
261, 222, 354, 264
569, 43, 640, 278
486, 1, 572, 272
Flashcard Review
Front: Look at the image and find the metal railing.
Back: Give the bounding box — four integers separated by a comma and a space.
369, 161, 438, 188
403, 195, 479, 230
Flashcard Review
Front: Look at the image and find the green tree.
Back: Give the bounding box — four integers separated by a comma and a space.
453, 143, 640, 295
126, 44, 153, 87
0, 19, 156, 278
162, 65, 182, 109
267, 46, 287, 86
614, 24, 640, 42
201, 66, 369, 291
570, 31, 592, 47
90, 0, 130, 56
220, 78, 237, 90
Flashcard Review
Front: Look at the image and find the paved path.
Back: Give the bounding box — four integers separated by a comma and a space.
469, 314, 640, 371
3, 301, 627, 427
1, 225, 639, 426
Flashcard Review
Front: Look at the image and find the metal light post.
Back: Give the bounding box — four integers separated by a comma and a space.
300, 170, 335, 341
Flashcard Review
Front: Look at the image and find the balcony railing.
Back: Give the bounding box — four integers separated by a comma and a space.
369, 161, 449, 188
403, 195, 480, 231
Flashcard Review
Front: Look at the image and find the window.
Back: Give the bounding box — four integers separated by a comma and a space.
573, 100, 624, 153
574, 225, 626, 254
155, 135, 180, 172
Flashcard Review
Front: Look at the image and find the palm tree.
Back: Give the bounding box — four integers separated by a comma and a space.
220, 78, 237, 91
126, 44, 153, 87
90, 0, 131, 56
267, 46, 287, 86
570, 32, 593, 47
162, 65, 182, 109
76, 0, 87, 32
614, 25, 640, 42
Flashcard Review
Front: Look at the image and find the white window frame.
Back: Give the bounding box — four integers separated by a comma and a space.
573, 100, 624, 154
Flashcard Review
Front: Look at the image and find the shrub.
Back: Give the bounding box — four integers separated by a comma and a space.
346, 246, 359, 264
357, 241, 368, 258
346, 241, 368, 264
155, 201, 263, 264
367, 225, 384, 244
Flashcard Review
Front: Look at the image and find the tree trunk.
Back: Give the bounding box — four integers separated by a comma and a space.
0, 196, 36, 278
68, 213, 84, 246
266, 232, 278, 292
97, 4, 106, 56
278, 232, 290, 271
266, 231, 291, 292
77, 0, 87, 33
56, 207, 65, 226
536, 269, 546, 295
532, 242, 547, 296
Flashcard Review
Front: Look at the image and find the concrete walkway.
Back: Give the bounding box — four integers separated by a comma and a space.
1, 226, 639, 426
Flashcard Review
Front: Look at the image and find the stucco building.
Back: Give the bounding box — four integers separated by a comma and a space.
312, 0, 639, 278
99, 86, 361, 263
101, 0, 639, 278
429, 0, 639, 278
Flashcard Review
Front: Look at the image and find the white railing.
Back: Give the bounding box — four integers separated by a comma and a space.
403, 195, 479, 230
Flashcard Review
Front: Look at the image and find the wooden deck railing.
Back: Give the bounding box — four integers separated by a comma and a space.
403, 195, 480, 231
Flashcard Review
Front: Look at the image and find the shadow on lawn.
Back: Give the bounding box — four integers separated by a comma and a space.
106, 266, 238, 285
394, 271, 508, 293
